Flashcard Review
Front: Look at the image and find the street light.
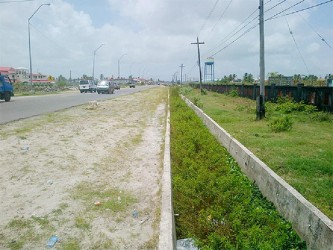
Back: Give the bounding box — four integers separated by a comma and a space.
118, 53, 127, 79
92, 44, 104, 81
28, 3, 50, 85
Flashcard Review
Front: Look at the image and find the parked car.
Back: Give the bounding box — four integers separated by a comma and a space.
97, 80, 115, 94
79, 80, 96, 93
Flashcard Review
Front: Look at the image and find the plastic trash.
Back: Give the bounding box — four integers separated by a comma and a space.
94, 201, 101, 206
132, 209, 139, 218
47, 235, 58, 248
176, 238, 199, 250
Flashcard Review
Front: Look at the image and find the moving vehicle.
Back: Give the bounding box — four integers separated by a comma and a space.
79, 79, 96, 93
129, 81, 135, 88
97, 80, 115, 94
0, 74, 14, 102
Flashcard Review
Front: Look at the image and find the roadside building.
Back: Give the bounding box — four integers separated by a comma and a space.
0, 67, 16, 82
0, 66, 49, 83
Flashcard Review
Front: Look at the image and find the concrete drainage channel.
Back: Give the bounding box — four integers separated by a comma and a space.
158, 96, 333, 249
181, 96, 333, 250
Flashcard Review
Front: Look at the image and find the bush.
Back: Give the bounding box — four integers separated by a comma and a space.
228, 89, 239, 97
201, 88, 208, 95
179, 86, 193, 96
310, 112, 333, 122
192, 96, 203, 108
276, 97, 317, 114
268, 115, 293, 132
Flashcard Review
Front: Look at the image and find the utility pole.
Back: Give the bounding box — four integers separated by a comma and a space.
191, 37, 205, 93
179, 64, 185, 86
257, 0, 265, 120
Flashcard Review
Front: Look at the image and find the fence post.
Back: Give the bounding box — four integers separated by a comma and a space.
297, 83, 304, 102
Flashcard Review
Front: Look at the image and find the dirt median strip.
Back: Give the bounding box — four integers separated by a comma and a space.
0, 87, 168, 249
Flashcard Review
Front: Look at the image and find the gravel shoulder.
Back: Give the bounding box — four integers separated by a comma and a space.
0, 87, 168, 249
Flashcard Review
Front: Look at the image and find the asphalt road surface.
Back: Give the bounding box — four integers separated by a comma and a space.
0, 85, 156, 124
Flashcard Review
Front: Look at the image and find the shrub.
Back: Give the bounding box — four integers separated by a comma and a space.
310, 112, 333, 122
201, 88, 208, 95
228, 89, 238, 97
276, 97, 317, 114
192, 96, 203, 108
179, 86, 193, 96
268, 116, 293, 132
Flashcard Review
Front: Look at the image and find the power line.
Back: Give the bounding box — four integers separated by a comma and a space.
265, 0, 287, 13
284, 16, 310, 74
198, 0, 220, 36
206, 8, 258, 56
273, 0, 333, 19
210, 23, 258, 57
265, 0, 305, 21
297, 13, 333, 51
210, 0, 233, 32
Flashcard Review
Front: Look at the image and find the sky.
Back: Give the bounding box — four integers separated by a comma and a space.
0, 0, 332, 81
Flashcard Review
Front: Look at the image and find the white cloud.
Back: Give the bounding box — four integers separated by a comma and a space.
0, 0, 331, 80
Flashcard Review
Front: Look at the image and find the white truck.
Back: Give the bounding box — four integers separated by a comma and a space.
79, 80, 97, 93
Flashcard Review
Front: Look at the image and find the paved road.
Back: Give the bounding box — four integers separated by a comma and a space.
0, 85, 155, 124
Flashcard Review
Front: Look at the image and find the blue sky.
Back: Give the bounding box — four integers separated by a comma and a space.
0, 0, 332, 81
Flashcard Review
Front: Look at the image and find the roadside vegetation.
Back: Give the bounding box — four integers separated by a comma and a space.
13, 81, 77, 96
180, 86, 333, 220
170, 87, 306, 249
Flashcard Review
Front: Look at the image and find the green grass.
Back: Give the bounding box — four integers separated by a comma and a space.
182, 87, 333, 220
171, 87, 305, 249
71, 181, 137, 213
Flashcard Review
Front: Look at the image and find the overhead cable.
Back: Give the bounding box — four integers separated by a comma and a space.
198, 0, 220, 36
284, 16, 310, 74
206, 8, 258, 56
210, 0, 233, 32
272, 0, 333, 20
265, 0, 305, 21
210, 23, 258, 57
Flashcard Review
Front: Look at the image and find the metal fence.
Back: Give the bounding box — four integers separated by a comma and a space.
191, 83, 333, 112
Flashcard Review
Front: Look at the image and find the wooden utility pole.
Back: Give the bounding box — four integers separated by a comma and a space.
257, 0, 266, 120
191, 37, 205, 93
179, 64, 185, 85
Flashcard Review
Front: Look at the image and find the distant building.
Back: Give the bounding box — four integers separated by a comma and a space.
0, 66, 49, 83
0, 67, 16, 82
268, 76, 293, 86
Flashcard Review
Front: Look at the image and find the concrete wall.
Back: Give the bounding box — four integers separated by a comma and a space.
183, 96, 333, 250
158, 96, 176, 250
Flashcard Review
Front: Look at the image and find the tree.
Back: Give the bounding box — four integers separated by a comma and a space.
268, 72, 281, 78
58, 75, 66, 82
243, 73, 254, 83
48, 75, 55, 82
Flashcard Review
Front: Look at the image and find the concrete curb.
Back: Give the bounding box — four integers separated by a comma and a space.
183, 96, 333, 250
158, 93, 176, 250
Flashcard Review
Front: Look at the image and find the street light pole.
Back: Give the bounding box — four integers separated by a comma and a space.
118, 53, 127, 79
92, 44, 104, 81
28, 3, 50, 85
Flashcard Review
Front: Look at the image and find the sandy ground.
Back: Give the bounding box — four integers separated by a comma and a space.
0, 87, 168, 250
